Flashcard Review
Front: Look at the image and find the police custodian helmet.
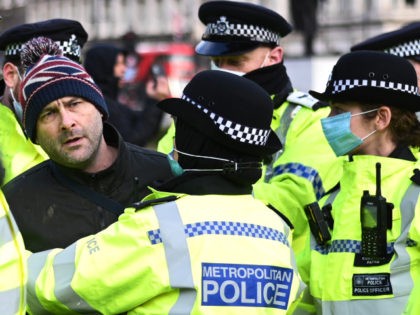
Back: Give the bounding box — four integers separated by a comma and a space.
195, 1, 292, 56
351, 21, 420, 61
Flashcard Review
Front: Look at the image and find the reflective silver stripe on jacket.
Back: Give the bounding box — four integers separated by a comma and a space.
313, 183, 419, 315
1, 215, 15, 244
315, 295, 412, 315
28, 244, 96, 313
153, 201, 197, 314
264, 104, 297, 182
0, 287, 21, 315
0, 214, 23, 315
27, 250, 55, 315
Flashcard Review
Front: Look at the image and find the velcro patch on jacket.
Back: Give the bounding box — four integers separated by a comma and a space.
286, 91, 325, 110
201, 262, 293, 309
352, 273, 393, 296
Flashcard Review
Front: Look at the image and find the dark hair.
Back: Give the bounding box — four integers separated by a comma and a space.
360, 103, 420, 148
389, 107, 420, 148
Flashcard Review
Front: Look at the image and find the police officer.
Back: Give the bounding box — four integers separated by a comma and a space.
0, 19, 88, 185
0, 161, 26, 315
351, 21, 420, 120
157, 2, 343, 281
27, 70, 304, 314
300, 51, 420, 314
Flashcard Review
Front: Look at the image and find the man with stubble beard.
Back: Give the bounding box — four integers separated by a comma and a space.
3, 37, 177, 252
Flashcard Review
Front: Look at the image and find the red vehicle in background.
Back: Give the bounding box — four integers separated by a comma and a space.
120, 42, 196, 110
135, 42, 196, 96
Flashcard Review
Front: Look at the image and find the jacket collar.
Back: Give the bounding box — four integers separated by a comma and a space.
155, 172, 252, 195
388, 145, 417, 161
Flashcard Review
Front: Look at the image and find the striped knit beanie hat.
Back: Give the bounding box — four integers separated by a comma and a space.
20, 38, 108, 141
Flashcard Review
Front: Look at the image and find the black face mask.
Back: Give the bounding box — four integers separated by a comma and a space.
244, 62, 293, 98
174, 119, 263, 185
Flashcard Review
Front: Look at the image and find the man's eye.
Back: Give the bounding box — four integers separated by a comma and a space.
70, 100, 82, 107
39, 110, 56, 122
42, 111, 53, 117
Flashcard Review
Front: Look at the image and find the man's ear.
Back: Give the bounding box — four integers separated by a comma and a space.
375, 106, 392, 131
268, 46, 284, 64
3, 62, 19, 88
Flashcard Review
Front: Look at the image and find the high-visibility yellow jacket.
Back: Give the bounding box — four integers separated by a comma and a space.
0, 191, 27, 315
157, 92, 343, 283
0, 104, 47, 186
252, 92, 344, 283
27, 192, 304, 314
157, 121, 175, 155
301, 152, 420, 315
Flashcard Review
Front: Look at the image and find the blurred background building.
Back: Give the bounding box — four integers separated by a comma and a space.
0, 0, 419, 92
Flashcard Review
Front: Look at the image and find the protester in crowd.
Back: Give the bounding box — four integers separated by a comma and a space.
0, 157, 26, 315
0, 18, 88, 185
27, 70, 304, 315
299, 51, 420, 314
3, 37, 177, 252
84, 43, 168, 146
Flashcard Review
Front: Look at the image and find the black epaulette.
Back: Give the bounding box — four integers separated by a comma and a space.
411, 169, 420, 185
131, 195, 179, 211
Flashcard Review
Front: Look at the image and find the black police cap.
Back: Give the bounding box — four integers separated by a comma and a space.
196, 1, 292, 56
351, 22, 420, 61
0, 18, 88, 62
158, 70, 282, 156
309, 51, 420, 112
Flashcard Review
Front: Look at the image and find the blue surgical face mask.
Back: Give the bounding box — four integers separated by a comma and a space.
10, 66, 23, 122
10, 88, 23, 122
321, 109, 378, 156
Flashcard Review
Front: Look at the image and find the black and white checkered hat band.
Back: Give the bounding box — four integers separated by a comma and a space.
330, 79, 418, 95
5, 34, 81, 58
204, 16, 281, 45
384, 39, 420, 57
182, 94, 271, 146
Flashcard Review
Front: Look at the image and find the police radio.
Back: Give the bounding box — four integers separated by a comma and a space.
360, 162, 393, 259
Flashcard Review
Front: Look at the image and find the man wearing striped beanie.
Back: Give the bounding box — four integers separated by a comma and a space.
4, 37, 176, 253
0, 19, 88, 185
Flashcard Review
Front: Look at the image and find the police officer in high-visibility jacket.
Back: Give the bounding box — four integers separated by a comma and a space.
296, 51, 420, 314
0, 164, 26, 315
27, 70, 304, 314
156, 1, 343, 281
